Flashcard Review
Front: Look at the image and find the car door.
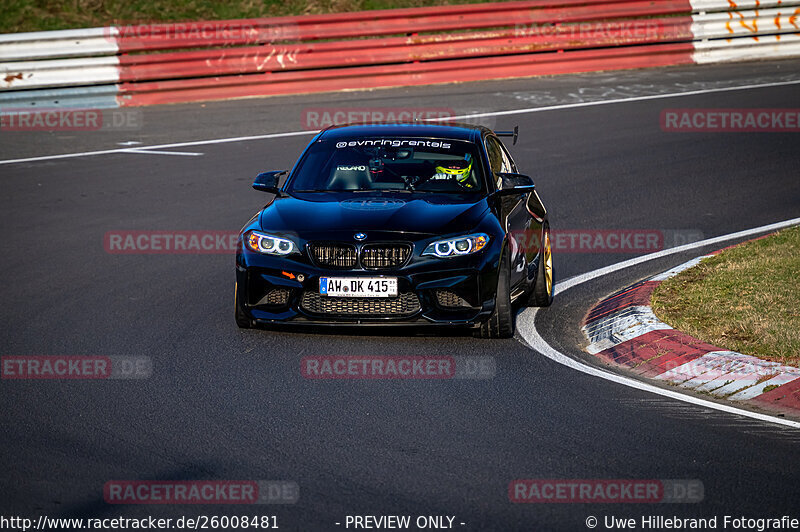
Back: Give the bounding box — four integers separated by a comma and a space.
485, 135, 530, 290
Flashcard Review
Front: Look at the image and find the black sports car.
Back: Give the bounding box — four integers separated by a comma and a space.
235, 122, 553, 338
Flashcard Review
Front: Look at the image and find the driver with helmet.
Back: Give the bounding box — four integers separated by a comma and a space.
431, 153, 476, 189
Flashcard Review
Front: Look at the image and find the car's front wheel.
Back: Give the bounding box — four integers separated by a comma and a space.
476, 246, 514, 339
235, 281, 252, 329
528, 225, 554, 307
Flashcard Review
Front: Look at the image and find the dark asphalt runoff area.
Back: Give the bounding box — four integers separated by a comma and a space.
1, 59, 800, 531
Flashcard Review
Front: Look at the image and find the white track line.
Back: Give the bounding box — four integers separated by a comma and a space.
2, 79, 799, 166
120, 148, 204, 156
433, 78, 800, 122
517, 217, 800, 429
0, 130, 318, 166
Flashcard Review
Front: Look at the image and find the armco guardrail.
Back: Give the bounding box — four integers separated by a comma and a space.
1, 0, 799, 109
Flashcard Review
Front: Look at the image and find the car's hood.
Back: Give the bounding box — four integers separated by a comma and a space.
259, 193, 489, 237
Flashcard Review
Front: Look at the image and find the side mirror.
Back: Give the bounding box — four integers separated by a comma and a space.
495, 172, 535, 195
252, 171, 287, 194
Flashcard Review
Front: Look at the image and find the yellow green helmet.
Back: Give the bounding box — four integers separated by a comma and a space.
435, 154, 473, 186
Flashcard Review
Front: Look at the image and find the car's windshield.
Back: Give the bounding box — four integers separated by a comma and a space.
287, 138, 484, 193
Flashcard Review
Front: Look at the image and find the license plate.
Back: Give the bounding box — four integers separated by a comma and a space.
319, 277, 398, 298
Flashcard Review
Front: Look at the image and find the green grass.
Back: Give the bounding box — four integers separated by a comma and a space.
1, 0, 495, 34
651, 226, 800, 366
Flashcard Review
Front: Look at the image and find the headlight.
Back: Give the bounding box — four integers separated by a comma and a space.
246, 231, 298, 255
422, 233, 490, 258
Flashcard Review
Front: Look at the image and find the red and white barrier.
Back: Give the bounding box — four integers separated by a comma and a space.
1, 0, 799, 107
582, 250, 800, 416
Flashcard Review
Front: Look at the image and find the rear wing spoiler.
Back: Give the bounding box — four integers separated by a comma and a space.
495, 125, 519, 145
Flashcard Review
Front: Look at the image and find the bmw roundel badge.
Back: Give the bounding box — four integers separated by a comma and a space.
354, 233, 367, 241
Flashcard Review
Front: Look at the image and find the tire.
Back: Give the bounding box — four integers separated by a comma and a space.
529, 225, 554, 307
476, 245, 515, 339
235, 281, 252, 329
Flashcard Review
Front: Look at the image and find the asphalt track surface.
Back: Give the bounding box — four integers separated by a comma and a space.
2, 59, 800, 530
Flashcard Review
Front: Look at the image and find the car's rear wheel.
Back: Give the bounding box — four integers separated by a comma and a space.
529, 225, 554, 307
476, 245, 514, 339
235, 281, 252, 329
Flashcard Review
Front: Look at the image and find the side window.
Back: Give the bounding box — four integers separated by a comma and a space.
498, 142, 517, 173
485, 136, 514, 189
484, 136, 504, 175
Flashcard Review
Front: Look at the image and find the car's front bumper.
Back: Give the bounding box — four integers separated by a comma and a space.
235, 242, 502, 328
